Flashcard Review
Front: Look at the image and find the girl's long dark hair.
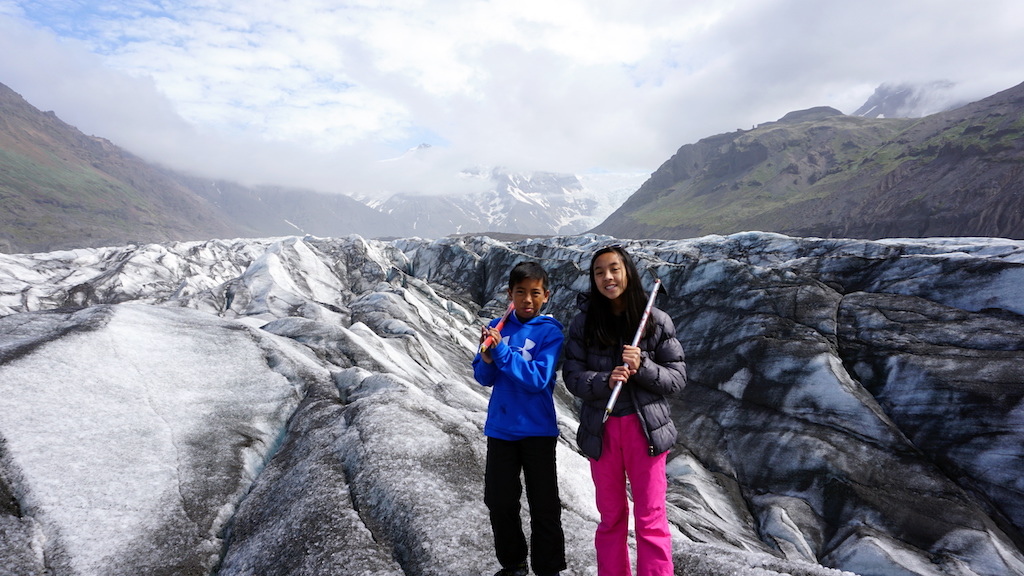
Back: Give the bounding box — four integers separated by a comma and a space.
583, 245, 651, 348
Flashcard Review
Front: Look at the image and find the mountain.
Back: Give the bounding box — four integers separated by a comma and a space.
0, 82, 243, 254
6, 76, 1024, 253
366, 167, 646, 238
2, 232, 1023, 576
0, 82, 407, 253
592, 80, 1024, 240
0, 81, 643, 252
172, 174, 406, 240
852, 80, 967, 118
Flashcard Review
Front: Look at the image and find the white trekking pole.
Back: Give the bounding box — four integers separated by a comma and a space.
603, 278, 661, 423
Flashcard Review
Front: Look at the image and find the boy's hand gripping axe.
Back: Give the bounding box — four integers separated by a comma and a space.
480, 302, 515, 354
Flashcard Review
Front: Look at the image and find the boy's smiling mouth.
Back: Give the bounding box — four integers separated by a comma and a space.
517, 305, 537, 319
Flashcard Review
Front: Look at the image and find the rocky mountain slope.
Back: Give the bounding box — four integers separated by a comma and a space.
5, 77, 1023, 253
1, 232, 1023, 576
593, 81, 1024, 240
852, 80, 967, 118
0, 81, 407, 254
0, 81, 641, 253
0, 82, 242, 253
176, 175, 405, 240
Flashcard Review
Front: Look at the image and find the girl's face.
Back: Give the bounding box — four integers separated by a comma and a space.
593, 251, 628, 307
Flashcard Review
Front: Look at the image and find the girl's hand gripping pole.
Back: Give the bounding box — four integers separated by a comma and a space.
603, 279, 661, 423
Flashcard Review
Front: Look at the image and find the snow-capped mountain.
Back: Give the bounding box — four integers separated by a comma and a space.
363, 167, 647, 237
2, 232, 1023, 576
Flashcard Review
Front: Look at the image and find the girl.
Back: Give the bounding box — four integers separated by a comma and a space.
562, 245, 686, 576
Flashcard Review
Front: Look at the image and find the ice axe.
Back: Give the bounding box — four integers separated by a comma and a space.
603, 278, 661, 423
480, 302, 515, 353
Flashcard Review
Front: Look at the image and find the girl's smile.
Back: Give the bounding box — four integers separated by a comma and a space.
592, 252, 628, 312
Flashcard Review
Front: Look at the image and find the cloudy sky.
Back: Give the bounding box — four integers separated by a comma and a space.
2, 0, 1024, 197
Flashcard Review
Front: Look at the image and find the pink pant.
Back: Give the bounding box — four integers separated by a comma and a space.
590, 414, 673, 576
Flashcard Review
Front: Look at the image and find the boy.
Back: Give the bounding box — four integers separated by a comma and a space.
473, 261, 566, 576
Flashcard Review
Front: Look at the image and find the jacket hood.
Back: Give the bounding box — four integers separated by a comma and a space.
575, 292, 592, 313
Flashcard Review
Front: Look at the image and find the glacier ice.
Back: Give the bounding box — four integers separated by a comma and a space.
1, 232, 1022, 576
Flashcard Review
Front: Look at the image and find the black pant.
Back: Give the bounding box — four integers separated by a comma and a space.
484, 436, 567, 574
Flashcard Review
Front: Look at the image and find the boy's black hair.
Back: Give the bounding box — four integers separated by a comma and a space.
584, 245, 650, 348
508, 261, 550, 291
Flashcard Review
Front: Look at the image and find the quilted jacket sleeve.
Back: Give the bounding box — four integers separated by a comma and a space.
632, 309, 686, 397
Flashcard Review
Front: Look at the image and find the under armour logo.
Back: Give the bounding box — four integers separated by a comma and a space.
502, 337, 536, 361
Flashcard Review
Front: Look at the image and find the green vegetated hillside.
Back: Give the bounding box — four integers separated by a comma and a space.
0, 82, 243, 254
0, 82, 399, 254
4, 78, 1024, 254
593, 82, 1024, 240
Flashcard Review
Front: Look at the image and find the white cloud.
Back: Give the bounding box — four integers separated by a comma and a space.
2, 0, 1024, 198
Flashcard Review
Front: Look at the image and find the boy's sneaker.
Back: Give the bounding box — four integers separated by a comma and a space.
493, 561, 528, 576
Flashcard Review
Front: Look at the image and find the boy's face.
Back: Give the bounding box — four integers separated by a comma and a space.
508, 277, 550, 322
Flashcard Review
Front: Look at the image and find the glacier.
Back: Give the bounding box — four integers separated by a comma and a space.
0, 232, 1022, 576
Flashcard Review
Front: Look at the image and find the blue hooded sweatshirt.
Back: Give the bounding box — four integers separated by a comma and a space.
472, 311, 564, 440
